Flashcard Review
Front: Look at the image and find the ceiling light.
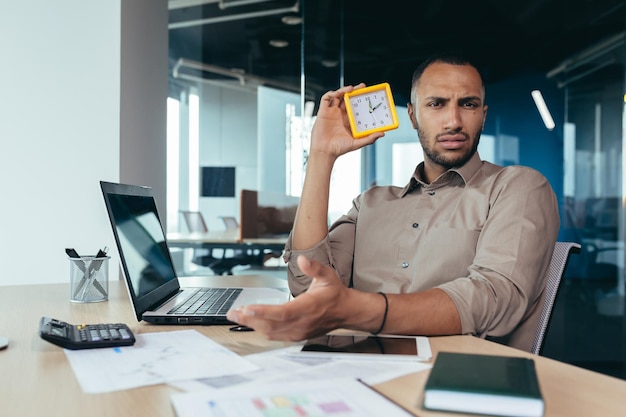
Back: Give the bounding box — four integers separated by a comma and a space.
531, 90, 555, 131
269, 39, 289, 48
321, 59, 338, 68
281, 15, 302, 25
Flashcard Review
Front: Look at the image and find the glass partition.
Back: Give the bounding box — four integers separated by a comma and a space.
167, 0, 626, 379
545, 36, 626, 376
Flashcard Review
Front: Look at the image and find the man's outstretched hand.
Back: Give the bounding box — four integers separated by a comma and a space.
226, 256, 352, 341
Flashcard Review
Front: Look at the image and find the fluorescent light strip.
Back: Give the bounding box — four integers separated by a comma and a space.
531, 90, 556, 131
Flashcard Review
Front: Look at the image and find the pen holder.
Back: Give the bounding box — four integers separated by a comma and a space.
68, 256, 110, 303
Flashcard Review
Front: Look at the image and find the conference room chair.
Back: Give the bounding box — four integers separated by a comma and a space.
218, 216, 249, 260
180, 210, 251, 275
531, 241, 581, 355
220, 215, 239, 230
220, 215, 283, 269
180, 210, 209, 233
179, 210, 220, 269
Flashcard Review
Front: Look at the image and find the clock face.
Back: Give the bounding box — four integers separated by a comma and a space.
345, 83, 399, 138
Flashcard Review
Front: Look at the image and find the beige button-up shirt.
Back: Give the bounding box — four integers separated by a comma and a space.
284, 152, 560, 346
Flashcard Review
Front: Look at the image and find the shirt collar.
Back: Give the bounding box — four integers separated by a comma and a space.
400, 152, 483, 197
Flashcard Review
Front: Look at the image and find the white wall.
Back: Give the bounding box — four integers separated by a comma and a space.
193, 84, 259, 231
257, 86, 300, 193
185, 85, 299, 232
0, 0, 167, 285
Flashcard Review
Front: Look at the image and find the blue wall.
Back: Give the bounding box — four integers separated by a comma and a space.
484, 71, 566, 202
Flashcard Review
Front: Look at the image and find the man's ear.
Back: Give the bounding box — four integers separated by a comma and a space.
407, 103, 418, 130
482, 105, 488, 130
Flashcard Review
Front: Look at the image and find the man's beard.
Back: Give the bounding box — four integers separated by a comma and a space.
417, 127, 481, 170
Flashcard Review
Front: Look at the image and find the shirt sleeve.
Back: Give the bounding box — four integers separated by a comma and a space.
284, 201, 360, 296
437, 166, 560, 339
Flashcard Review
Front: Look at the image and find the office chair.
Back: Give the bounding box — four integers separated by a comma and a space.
219, 215, 282, 268
179, 210, 220, 269
220, 216, 239, 230
530, 241, 581, 355
181, 210, 209, 233
180, 211, 251, 275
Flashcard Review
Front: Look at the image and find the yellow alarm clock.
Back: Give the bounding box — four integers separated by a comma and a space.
344, 82, 399, 139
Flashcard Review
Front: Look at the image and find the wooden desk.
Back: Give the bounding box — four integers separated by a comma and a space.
2, 279, 626, 417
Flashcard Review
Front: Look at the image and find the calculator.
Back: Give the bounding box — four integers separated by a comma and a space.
39, 316, 136, 350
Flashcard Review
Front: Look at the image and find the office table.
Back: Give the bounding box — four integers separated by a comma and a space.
2, 278, 626, 417
167, 231, 287, 252
167, 231, 288, 274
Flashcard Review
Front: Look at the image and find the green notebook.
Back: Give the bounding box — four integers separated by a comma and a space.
423, 352, 544, 417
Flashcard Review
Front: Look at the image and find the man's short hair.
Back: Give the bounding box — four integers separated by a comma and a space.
410, 53, 485, 104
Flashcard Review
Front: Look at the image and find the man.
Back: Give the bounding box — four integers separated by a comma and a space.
227, 55, 560, 351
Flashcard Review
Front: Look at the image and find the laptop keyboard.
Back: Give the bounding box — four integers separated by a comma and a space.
168, 288, 243, 316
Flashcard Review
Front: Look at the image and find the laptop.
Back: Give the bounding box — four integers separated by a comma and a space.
100, 181, 289, 325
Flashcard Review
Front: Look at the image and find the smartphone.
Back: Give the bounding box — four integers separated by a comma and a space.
289, 334, 432, 361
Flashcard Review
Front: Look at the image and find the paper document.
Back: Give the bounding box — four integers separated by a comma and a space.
170, 345, 431, 392
171, 377, 414, 417
64, 329, 259, 393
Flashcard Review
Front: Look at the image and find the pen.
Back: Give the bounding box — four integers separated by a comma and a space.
65, 248, 81, 259
67, 248, 90, 299
95, 246, 108, 258
90, 247, 109, 297
80, 247, 109, 299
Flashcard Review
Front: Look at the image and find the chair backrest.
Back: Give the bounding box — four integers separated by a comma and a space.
180, 210, 208, 233
530, 241, 581, 355
220, 216, 239, 230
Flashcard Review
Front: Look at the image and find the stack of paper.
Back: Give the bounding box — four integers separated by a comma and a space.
64, 329, 259, 393
172, 378, 414, 417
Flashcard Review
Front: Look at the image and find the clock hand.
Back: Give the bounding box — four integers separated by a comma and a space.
368, 100, 374, 113
372, 102, 382, 111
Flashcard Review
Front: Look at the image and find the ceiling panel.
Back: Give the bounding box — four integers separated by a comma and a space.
168, 0, 626, 102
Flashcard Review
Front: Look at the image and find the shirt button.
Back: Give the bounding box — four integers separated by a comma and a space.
412, 223, 419, 228
401, 262, 409, 268
428, 191, 435, 196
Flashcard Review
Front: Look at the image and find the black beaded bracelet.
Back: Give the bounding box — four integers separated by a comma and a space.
373, 291, 388, 335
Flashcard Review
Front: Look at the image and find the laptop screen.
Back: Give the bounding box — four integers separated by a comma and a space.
101, 181, 180, 320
